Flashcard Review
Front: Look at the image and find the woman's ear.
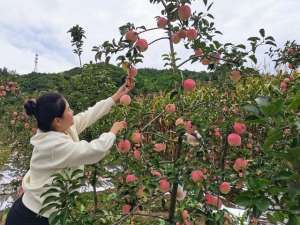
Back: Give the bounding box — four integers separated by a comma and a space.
52, 117, 61, 130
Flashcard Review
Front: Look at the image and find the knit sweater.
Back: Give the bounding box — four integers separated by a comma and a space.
22, 97, 116, 217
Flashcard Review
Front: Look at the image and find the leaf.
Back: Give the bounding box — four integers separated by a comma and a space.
170, 90, 178, 99
255, 197, 270, 212
48, 211, 60, 225
248, 177, 270, 190
207, 2, 214, 11
287, 215, 300, 225
267, 212, 286, 224
255, 96, 271, 107
263, 128, 282, 150
207, 14, 214, 19
215, 30, 223, 35
224, 43, 233, 47
260, 99, 284, 116
235, 192, 253, 207
265, 41, 277, 47
265, 36, 275, 41
284, 147, 300, 164
249, 55, 257, 64
213, 40, 221, 49
41, 188, 60, 197
105, 56, 111, 64
295, 120, 300, 130
43, 196, 61, 205
236, 44, 246, 49
274, 171, 293, 181
243, 104, 260, 116
259, 28, 265, 37
248, 37, 260, 42
245, 115, 261, 122
71, 169, 83, 178
288, 92, 300, 110
39, 203, 59, 216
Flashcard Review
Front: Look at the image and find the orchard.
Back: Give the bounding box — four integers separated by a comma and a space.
1, 0, 300, 225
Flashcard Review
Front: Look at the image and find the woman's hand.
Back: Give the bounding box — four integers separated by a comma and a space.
110, 121, 127, 135
111, 78, 135, 103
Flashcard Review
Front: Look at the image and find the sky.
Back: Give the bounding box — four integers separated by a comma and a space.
0, 0, 299, 75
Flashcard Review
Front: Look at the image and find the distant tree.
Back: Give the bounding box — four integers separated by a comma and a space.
1, 67, 8, 75
0, 67, 16, 76
67, 25, 86, 67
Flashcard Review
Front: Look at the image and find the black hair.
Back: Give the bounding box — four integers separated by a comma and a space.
24, 93, 66, 132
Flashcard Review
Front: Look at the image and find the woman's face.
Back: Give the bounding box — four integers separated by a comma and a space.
52, 100, 74, 132
62, 101, 74, 129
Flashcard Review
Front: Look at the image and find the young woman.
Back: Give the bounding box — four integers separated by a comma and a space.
5, 82, 133, 225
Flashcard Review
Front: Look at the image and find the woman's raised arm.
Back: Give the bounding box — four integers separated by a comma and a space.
73, 82, 133, 134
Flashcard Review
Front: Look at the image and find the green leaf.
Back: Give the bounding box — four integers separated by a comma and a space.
207, 2, 214, 11
170, 90, 178, 99
39, 203, 59, 216
259, 28, 265, 37
288, 91, 300, 110
249, 55, 257, 64
213, 40, 221, 49
43, 196, 61, 205
48, 211, 60, 225
248, 37, 260, 42
284, 147, 300, 164
236, 44, 246, 49
207, 14, 214, 19
295, 120, 300, 130
255, 197, 270, 212
243, 104, 260, 116
263, 128, 282, 150
235, 192, 253, 207
265, 36, 275, 41
248, 177, 270, 190
260, 99, 284, 116
287, 182, 300, 198
255, 96, 271, 107
265, 41, 277, 47
40, 188, 60, 197
274, 171, 293, 181
287, 214, 300, 225
224, 43, 233, 47
267, 212, 287, 224
71, 169, 83, 178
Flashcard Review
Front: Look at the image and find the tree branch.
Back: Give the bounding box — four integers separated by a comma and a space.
141, 111, 165, 132
149, 37, 170, 46
143, 131, 177, 143
130, 212, 167, 220
177, 54, 241, 69
138, 27, 162, 35
161, 0, 177, 71
168, 134, 184, 223
112, 194, 165, 225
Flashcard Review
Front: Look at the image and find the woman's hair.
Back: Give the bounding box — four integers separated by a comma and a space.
24, 93, 66, 132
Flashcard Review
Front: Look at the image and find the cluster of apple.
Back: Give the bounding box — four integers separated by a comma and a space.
10, 110, 37, 134
280, 76, 294, 93
0, 81, 18, 97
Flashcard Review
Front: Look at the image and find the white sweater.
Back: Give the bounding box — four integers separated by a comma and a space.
22, 97, 116, 217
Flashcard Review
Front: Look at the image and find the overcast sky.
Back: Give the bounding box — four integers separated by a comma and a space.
0, 0, 299, 75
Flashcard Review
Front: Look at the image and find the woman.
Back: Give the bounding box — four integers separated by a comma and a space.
5, 82, 133, 225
